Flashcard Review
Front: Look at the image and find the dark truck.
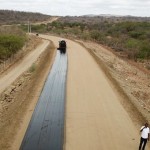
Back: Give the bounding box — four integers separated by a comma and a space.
58, 40, 66, 53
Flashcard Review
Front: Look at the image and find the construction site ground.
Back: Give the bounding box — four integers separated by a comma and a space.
0, 34, 149, 150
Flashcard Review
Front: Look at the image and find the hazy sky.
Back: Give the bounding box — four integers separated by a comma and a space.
0, 0, 150, 17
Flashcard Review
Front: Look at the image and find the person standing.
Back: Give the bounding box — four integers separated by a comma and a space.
139, 123, 150, 150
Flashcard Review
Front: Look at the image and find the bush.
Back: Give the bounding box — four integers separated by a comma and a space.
29, 63, 36, 72
90, 30, 104, 41
125, 39, 139, 49
0, 35, 26, 59
0, 45, 8, 59
138, 41, 150, 59
129, 31, 145, 39
47, 20, 150, 60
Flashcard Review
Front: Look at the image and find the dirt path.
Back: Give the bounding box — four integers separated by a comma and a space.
39, 35, 148, 150
0, 39, 49, 94
33, 17, 59, 25
0, 39, 49, 113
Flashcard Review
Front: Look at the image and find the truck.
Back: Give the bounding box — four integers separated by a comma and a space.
58, 40, 66, 53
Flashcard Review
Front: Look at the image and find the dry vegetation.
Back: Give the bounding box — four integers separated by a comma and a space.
0, 26, 27, 60
25, 15, 150, 70
0, 10, 52, 25
44, 16, 150, 70
0, 11, 150, 148
59, 16, 150, 23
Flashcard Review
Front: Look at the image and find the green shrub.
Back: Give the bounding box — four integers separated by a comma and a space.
47, 20, 150, 60
138, 41, 150, 59
129, 31, 145, 39
125, 39, 139, 49
0, 35, 26, 59
90, 30, 104, 41
29, 63, 36, 72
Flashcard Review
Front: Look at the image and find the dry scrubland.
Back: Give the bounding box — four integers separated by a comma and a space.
0, 10, 51, 25
28, 16, 150, 69
0, 11, 150, 149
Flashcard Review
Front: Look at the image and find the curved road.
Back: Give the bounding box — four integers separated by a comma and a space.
39, 35, 146, 150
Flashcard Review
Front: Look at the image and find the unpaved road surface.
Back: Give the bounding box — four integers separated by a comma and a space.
40, 35, 147, 150
0, 39, 49, 94
33, 17, 59, 25
0, 39, 49, 112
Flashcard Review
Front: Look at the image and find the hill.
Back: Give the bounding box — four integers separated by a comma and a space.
59, 15, 150, 24
0, 10, 52, 25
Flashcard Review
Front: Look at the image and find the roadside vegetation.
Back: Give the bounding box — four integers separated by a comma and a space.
47, 20, 150, 61
0, 26, 26, 60
26, 19, 150, 61
21, 24, 47, 33
19, 14, 150, 66
1, 10, 149, 61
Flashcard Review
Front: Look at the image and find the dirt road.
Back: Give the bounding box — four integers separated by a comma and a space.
0, 39, 49, 94
40, 35, 147, 150
33, 17, 59, 25
0, 39, 49, 112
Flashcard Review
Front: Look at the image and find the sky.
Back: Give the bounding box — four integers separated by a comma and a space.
0, 0, 150, 17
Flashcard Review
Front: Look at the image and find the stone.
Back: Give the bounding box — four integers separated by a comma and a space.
7, 98, 12, 102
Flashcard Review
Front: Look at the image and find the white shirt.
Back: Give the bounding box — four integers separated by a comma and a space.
140, 126, 150, 139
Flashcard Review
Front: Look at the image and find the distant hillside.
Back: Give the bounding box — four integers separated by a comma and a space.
0, 10, 52, 25
59, 15, 150, 24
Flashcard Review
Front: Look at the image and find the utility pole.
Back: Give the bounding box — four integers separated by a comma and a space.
28, 20, 31, 33
28, 20, 30, 33
30, 23, 31, 33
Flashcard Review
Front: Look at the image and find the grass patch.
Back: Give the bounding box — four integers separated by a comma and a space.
29, 63, 36, 73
